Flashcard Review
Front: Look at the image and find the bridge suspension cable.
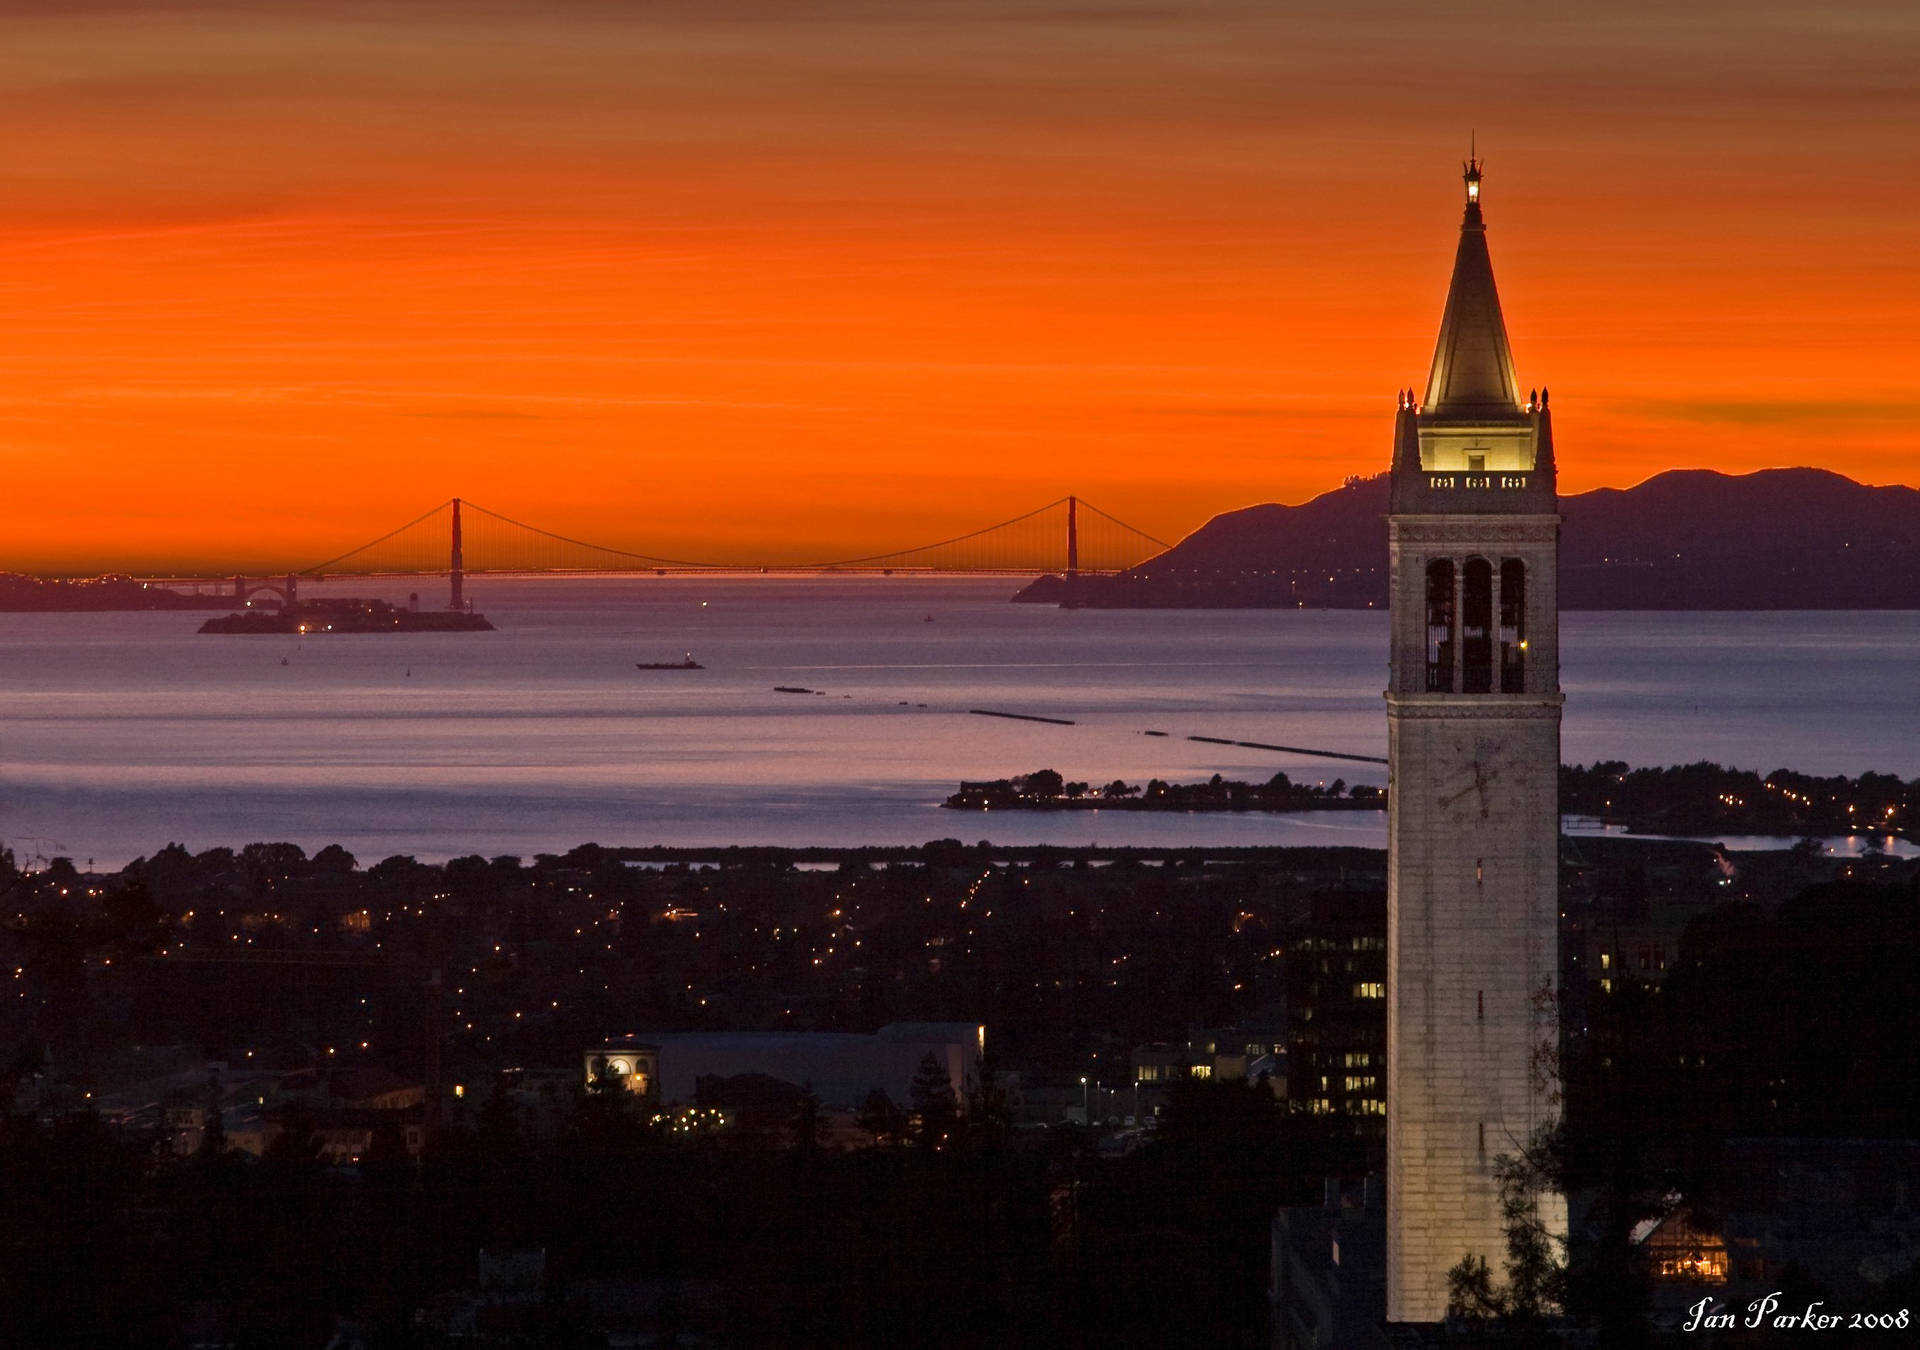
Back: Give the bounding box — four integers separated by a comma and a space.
801, 496, 1170, 573
302, 499, 453, 575
801, 497, 1064, 570
287, 494, 1172, 578
458, 501, 731, 571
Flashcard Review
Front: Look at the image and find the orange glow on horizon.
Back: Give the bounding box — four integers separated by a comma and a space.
3, 2, 1916, 572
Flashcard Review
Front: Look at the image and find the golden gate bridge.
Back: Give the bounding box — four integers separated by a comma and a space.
141, 495, 1172, 607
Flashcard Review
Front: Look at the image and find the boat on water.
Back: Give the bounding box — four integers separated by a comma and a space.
637, 653, 703, 670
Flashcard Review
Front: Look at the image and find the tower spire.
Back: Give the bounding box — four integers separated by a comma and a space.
1422, 154, 1520, 416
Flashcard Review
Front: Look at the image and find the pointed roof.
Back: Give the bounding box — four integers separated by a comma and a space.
1422, 160, 1521, 416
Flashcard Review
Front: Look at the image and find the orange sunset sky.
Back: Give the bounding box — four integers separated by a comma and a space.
3, 0, 1918, 571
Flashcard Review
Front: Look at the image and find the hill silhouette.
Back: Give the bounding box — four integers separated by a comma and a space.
1014, 468, 1920, 609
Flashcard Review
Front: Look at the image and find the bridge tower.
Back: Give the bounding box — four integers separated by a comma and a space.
1384, 159, 1566, 1324
450, 497, 465, 610
1066, 495, 1079, 578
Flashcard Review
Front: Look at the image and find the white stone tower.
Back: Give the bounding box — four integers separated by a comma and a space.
1384, 159, 1566, 1325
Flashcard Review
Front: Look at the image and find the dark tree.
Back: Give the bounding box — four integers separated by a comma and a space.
856, 1089, 906, 1146
910, 1053, 957, 1149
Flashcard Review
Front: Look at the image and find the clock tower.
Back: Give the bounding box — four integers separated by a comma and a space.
1384, 159, 1566, 1325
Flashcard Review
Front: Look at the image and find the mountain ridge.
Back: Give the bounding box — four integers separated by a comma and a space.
1016, 468, 1920, 609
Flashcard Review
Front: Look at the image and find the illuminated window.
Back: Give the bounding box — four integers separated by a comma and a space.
1656, 1251, 1729, 1283
1354, 982, 1385, 999
1600, 952, 1611, 970
1344, 1075, 1378, 1092
1344, 1052, 1372, 1068
1190, 1064, 1212, 1080
1647, 1217, 1730, 1285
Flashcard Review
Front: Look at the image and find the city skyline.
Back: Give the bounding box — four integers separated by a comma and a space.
4, 0, 1918, 571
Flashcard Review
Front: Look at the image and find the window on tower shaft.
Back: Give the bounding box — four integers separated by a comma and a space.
1424, 559, 1455, 691
1500, 559, 1527, 693
1462, 557, 1494, 693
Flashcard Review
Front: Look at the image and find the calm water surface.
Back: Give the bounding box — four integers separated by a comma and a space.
2, 578, 1914, 865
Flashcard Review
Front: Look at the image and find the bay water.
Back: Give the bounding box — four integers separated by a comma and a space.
2, 577, 1913, 867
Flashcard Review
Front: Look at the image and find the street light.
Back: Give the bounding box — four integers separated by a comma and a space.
1080, 1075, 1089, 1116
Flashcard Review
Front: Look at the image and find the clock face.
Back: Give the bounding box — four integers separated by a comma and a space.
1435, 736, 1509, 818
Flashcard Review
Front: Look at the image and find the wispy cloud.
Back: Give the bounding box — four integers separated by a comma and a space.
1625, 399, 1915, 429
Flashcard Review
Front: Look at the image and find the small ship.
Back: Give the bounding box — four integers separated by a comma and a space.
636, 653, 704, 670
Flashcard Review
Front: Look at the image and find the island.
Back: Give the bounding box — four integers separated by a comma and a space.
199, 598, 494, 634
941, 762, 1915, 844
944, 769, 1381, 813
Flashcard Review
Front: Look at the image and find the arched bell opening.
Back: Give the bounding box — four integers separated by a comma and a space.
1462, 557, 1494, 693
1499, 558, 1527, 692
1424, 559, 1456, 691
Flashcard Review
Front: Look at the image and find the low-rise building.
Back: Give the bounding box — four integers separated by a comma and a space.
1640, 1137, 1920, 1328
586, 1021, 983, 1111
1271, 1180, 1389, 1350
583, 1043, 660, 1096
1129, 1018, 1289, 1114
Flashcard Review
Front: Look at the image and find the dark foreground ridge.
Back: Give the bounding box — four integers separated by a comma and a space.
1016, 467, 1920, 609
199, 597, 494, 634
